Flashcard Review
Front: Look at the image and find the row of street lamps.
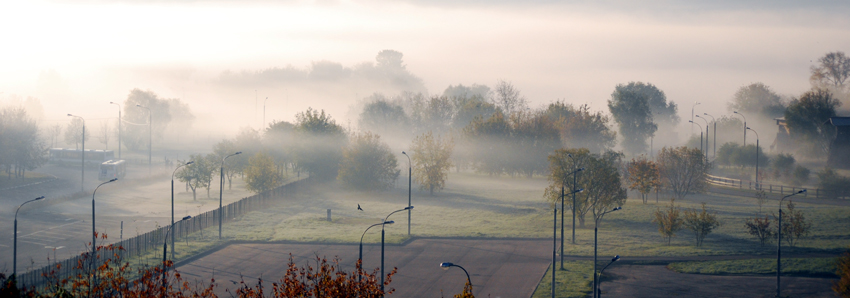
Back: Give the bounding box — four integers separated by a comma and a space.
691, 109, 762, 188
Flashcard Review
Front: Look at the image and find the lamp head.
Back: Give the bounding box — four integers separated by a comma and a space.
110, 101, 114, 104
182, 215, 192, 221
35, 196, 45, 200
67, 114, 72, 117
612, 255, 620, 262
109, 178, 118, 182
384, 220, 395, 225
734, 111, 739, 114
235, 151, 242, 155
747, 127, 752, 130
440, 262, 453, 270
568, 154, 572, 158
612, 206, 622, 211
186, 161, 194, 165
799, 189, 807, 194
402, 151, 407, 155
696, 114, 701, 118
689, 120, 694, 123
576, 188, 584, 193
579, 167, 585, 172
136, 104, 142, 107
703, 113, 708, 115
404, 206, 414, 210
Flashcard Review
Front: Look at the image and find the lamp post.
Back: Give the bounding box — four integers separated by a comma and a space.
777, 189, 806, 297
381, 206, 414, 294
691, 102, 701, 134
263, 97, 267, 130
14, 196, 45, 279
402, 151, 412, 236
593, 206, 622, 298
67, 114, 85, 192
596, 255, 620, 298
552, 207, 556, 298
219, 152, 242, 239
360, 221, 393, 282
734, 111, 747, 145
163, 215, 191, 292
689, 120, 704, 157
109, 102, 121, 159
171, 161, 193, 259
696, 115, 709, 160
91, 178, 117, 293
747, 127, 760, 189
136, 104, 152, 173
439, 262, 472, 291
560, 185, 584, 269
703, 113, 716, 158
567, 154, 580, 245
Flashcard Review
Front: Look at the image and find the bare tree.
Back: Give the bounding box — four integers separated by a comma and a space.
810, 51, 850, 91
492, 80, 528, 115
657, 146, 710, 200
97, 121, 112, 150
46, 124, 62, 148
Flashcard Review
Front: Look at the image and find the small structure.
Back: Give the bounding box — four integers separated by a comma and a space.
827, 117, 850, 168
771, 118, 793, 152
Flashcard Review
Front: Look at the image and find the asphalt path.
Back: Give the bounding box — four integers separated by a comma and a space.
175, 238, 552, 298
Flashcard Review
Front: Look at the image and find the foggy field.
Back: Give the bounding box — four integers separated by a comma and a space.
174, 172, 850, 259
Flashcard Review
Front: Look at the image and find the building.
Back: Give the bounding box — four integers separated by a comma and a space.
827, 117, 850, 168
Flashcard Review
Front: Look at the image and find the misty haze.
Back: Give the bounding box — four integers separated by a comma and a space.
1, 1, 850, 297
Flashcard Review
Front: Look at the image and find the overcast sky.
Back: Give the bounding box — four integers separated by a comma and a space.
2, 0, 849, 136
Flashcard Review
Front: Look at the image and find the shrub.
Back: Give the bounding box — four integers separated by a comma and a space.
683, 203, 721, 247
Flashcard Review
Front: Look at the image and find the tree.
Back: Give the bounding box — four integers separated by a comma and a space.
245, 151, 282, 194
653, 198, 683, 245
792, 165, 810, 185
338, 132, 400, 191
835, 248, 850, 298
122, 89, 176, 151
176, 154, 214, 200
754, 190, 768, 214
510, 111, 561, 178
294, 108, 347, 180
545, 102, 616, 154
64, 117, 88, 150
358, 99, 410, 141
728, 83, 786, 118
811, 51, 850, 91
97, 121, 112, 150
263, 120, 296, 177
744, 215, 773, 247
492, 80, 527, 115
546, 149, 626, 227
0, 107, 47, 179
608, 86, 657, 155
657, 146, 710, 200
683, 203, 721, 247
463, 111, 512, 176
616, 82, 678, 125
212, 139, 240, 190
628, 157, 661, 204
715, 142, 768, 168
410, 131, 453, 195
778, 200, 810, 247
784, 89, 840, 155
771, 153, 795, 179
233, 127, 262, 177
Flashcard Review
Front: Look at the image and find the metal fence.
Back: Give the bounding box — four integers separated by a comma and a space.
705, 174, 845, 199
15, 176, 311, 288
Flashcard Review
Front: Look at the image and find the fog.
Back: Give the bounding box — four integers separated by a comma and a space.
1, 0, 849, 149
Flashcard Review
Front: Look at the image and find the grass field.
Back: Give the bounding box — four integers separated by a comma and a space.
530, 261, 594, 298
668, 258, 839, 277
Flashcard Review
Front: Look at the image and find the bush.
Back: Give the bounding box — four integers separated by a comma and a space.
792, 165, 810, 185
836, 248, 850, 298
652, 198, 683, 245
716, 142, 769, 168
744, 215, 773, 246
772, 153, 795, 178
818, 167, 850, 199
683, 203, 721, 247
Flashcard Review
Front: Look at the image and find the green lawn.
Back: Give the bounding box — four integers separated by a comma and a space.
668, 258, 839, 277
531, 261, 594, 298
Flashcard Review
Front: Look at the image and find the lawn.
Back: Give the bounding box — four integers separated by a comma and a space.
668, 258, 839, 277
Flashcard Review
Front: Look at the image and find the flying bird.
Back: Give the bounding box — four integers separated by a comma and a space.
357, 204, 363, 211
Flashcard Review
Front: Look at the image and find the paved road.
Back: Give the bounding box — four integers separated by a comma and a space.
175, 239, 552, 298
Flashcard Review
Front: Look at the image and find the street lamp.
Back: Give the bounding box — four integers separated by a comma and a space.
696, 115, 709, 159
439, 262, 472, 290
567, 154, 581, 245
136, 104, 152, 173
109, 102, 121, 159
734, 111, 747, 145
163, 215, 191, 292
560, 185, 584, 269
777, 189, 806, 298
381, 206, 414, 294
67, 114, 85, 192
597, 255, 620, 298
689, 120, 704, 157
703, 113, 716, 158
263, 97, 267, 130
402, 151, 412, 236
13, 196, 44, 279
360, 221, 393, 283
171, 161, 194, 259
91, 178, 117, 292
593, 206, 621, 298
691, 102, 701, 134
747, 127, 760, 189
219, 152, 242, 239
